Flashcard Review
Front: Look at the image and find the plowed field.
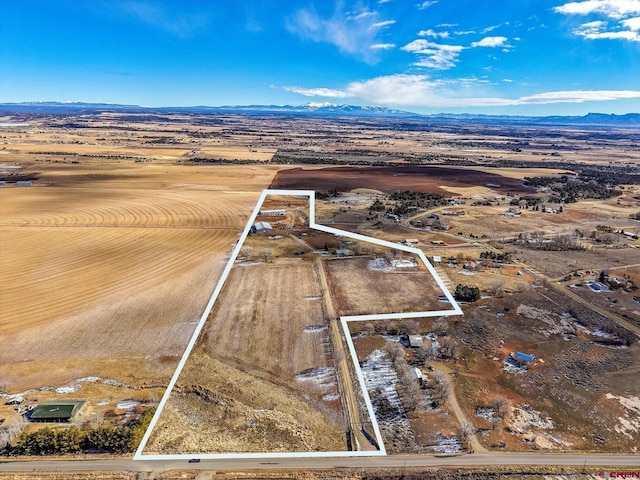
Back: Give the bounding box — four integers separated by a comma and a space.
271, 166, 533, 196
0, 163, 279, 390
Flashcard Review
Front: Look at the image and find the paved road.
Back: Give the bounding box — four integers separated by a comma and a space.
1, 453, 639, 474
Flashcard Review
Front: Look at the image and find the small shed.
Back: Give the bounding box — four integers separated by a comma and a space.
411, 367, 424, 384
259, 209, 286, 216
514, 352, 534, 364
251, 221, 273, 234
433, 255, 442, 263
408, 335, 424, 348
30, 400, 86, 423
16, 181, 32, 187
335, 249, 352, 256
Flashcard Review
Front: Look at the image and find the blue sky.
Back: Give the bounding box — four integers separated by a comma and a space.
1, 0, 639, 115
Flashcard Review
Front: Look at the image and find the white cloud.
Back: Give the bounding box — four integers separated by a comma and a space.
516, 90, 640, 103
418, 29, 450, 38
371, 43, 396, 49
471, 36, 508, 47
573, 19, 640, 40
416, 1, 438, 10
554, 0, 640, 19
287, 6, 396, 62
622, 16, 640, 30
372, 20, 396, 28
283, 86, 351, 98
109, 1, 209, 37
453, 30, 476, 35
555, 1, 640, 41
284, 74, 640, 108
503, 78, 513, 82
401, 39, 465, 69
482, 24, 500, 33
353, 10, 377, 20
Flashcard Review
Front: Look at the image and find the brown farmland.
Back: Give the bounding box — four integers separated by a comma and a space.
144, 257, 346, 454
271, 166, 534, 196
324, 257, 450, 316
0, 162, 280, 392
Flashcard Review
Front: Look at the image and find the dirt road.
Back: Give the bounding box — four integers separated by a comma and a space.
526, 267, 640, 336
314, 258, 377, 451
431, 363, 488, 453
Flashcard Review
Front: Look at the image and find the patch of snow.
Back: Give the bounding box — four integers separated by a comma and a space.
303, 325, 327, 332
237, 260, 261, 266
430, 435, 462, 454
322, 393, 340, 402
295, 366, 336, 390
516, 304, 575, 337
117, 400, 139, 410
390, 259, 417, 268
368, 257, 392, 272
476, 407, 496, 422
507, 404, 553, 433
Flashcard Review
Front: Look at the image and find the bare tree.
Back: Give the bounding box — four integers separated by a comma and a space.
362, 323, 376, 337
439, 337, 460, 360
432, 371, 451, 405
488, 280, 505, 296
491, 396, 510, 419
458, 420, 474, 446
399, 319, 419, 336
415, 343, 437, 363
239, 246, 252, 261
432, 317, 449, 336
261, 249, 272, 263
383, 342, 405, 363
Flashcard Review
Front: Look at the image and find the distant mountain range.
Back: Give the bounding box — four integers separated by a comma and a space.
1, 101, 639, 127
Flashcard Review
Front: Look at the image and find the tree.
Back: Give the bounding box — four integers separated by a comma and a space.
454, 284, 481, 302
439, 337, 460, 360
399, 319, 419, 335
491, 396, 510, 419
361, 323, 376, 336
488, 280, 505, 296
458, 421, 475, 448
432, 317, 449, 336
431, 371, 451, 405
415, 343, 437, 363
239, 246, 252, 261
261, 249, 272, 263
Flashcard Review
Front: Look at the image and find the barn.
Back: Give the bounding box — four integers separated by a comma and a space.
30, 400, 86, 423
251, 221, 273, 234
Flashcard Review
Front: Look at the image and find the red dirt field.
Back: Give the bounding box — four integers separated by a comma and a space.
270, 166, 534, 196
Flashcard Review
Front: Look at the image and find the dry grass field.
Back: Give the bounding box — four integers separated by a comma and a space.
0, 161, 280, 395
144, 255, 346, 454
324, 257, 449, 316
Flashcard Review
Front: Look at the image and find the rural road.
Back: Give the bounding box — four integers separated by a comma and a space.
525, 266, 640, 336
313, 257, 377, 452
1, 453, 639, 474
430, 363, 488, 454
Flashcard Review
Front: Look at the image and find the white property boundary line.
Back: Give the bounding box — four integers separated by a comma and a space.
134, 189, 462, 461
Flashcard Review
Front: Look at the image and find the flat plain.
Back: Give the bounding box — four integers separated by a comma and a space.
0, 111, 639, 458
